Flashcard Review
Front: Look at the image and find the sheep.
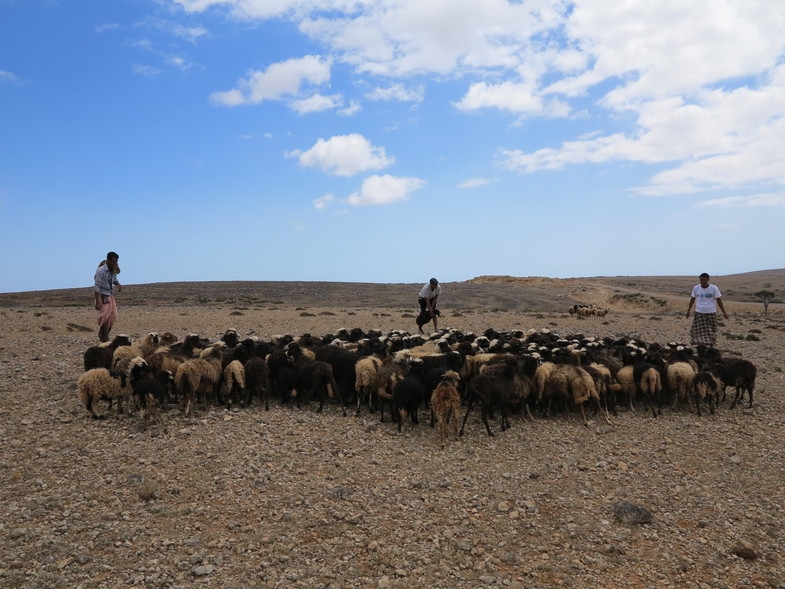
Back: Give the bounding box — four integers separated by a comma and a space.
112, 332, 162, 367
244, 356, 270, 410
460, 369, 511, 437
460, 356, 534, 436
145, 334, 204, 402
554, 363, 604, 425
266, 347, 295, 404
286, 342, 347, 416
693, 368, 722, 416
221, 359, 246, 409
392, 373, 427, 432
666, 361, 697, 411
584, 361, 615, 419
354, 354, 384, 416
633, 363, 663, 418
715, 358, 757, 409
77, 367, 131, 419
375, 356, 412, 422
175, 342, 225, 417
83, 334, 132, 371
430, 371, 461, 447
459, 352, 516, 399
315, 344, 358, 408
129, 357, 171, 429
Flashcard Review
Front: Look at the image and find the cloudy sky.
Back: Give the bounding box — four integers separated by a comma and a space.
1, 0, 783, 293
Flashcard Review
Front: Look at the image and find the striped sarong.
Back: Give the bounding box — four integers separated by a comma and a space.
690, 312, 718, 347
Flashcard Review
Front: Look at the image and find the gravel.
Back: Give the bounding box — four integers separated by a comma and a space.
1, 290, 784, 589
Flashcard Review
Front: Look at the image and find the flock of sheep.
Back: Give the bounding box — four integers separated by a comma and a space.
78, 325, 758, 442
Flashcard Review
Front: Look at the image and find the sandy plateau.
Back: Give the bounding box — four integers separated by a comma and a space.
1, 272, 784, 589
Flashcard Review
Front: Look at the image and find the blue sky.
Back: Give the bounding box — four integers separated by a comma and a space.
1, 0, 784, 293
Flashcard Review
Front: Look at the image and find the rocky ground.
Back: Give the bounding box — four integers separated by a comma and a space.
1, 277, 784, 589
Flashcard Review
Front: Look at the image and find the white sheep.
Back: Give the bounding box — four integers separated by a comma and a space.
354, 354, 384, 416
112, 332, 162, 367
667, 361, 697, 411
77, 367, 131, 419
221, 359, 246, 409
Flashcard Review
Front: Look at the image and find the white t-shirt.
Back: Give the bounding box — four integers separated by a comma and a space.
691, 283, 722, 313
419, 283, 441, 300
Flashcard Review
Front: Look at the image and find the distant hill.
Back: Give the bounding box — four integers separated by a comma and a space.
1, 270, 782, 314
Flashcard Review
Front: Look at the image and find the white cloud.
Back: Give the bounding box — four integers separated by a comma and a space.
313, 194, 335, 210
132, 64, 164, 76
455, 81, 534, 112
346, 174, 427, 206
696, 193, 785, 209
287, 134, 394, 177
210, 55, 331, 107
175, 0, 785, 200
339, 100, 362, 116
366, 83, 424, 103
291, 93, 342, 114
95, 23, 121, 33
458, 177, 495, 189
0, 70, 22, 85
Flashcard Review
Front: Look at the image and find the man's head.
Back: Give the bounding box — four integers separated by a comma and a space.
429, 277, 438, 287
699, 273, 710, 287
107, 251, 119, 262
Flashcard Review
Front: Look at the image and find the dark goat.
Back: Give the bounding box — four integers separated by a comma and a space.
460, 357, 531, 437
392, 374, 427, 432
83, 334, 132, 371
315, 345, 358, 407
244, 356, 270, 410
715, 358, 757, 409
287, 342, 347, 416
693, 367, 722, 416
131, 365, 173, 428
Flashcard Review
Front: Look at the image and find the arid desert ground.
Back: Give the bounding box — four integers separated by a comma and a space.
1, 270, 784, 589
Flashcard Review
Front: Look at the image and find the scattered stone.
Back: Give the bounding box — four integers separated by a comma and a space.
612, 501, 653, 524
193, 564, 215, 576
730, 540, 758, 560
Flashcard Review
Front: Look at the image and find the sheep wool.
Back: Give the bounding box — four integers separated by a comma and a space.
78, 368, 130, 419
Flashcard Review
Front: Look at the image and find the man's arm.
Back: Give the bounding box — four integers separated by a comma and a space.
716, 297, 728, 319
685, 296, 695, 318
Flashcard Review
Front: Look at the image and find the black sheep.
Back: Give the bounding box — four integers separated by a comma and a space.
244, 356, 270, 410
83, 334, 132, 371
392, 374, 426, 432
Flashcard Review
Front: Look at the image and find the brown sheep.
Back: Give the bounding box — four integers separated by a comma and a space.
430, 371, 462, 447
175, 342, 225, 417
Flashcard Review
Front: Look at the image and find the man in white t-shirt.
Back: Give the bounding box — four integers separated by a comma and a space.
417, 278, 441, 333
686, 272, 729, 348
